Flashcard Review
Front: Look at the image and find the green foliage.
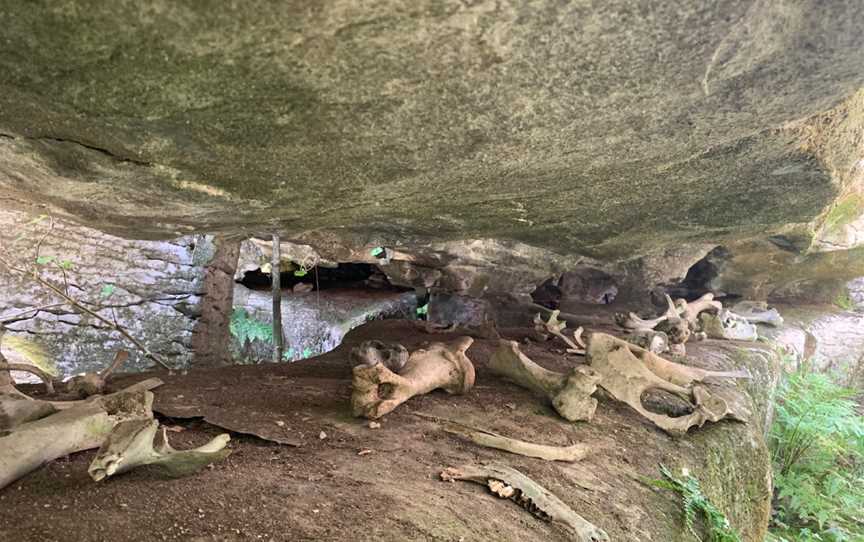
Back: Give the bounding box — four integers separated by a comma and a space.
824, 194, 864, 233
99, 284, 116, 298
833, 292, 854, 311
229, 308, 273, 346
280, 346, 312, 362
416, 303, 428, 317
647, 464, 742, 542
370, 246, 385, 258
35, 255, 74, 269
293, 268, 307, 277
768, 365, 864, 542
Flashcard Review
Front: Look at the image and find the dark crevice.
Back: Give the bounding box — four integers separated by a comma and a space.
665, 246, 740, 302
237, 262, 407, 293
0, 131, 151, 166
531, 267, 618, 309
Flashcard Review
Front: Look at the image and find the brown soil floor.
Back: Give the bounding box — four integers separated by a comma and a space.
1, 319, 750, 541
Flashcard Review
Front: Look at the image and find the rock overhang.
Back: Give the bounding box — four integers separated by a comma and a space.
1, 0, 864, 283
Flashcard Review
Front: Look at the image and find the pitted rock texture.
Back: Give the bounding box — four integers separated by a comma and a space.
1, 1, 863, 270
0, 210, 209, 376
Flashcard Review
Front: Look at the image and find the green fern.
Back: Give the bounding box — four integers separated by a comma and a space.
647, 464, 741, 542
229, 308, 273, 346
768, 365, 864, 541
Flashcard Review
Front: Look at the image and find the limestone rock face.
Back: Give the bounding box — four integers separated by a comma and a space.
230, 286, 416, 363
0, 210, 209, 377
1, 0, 863, 273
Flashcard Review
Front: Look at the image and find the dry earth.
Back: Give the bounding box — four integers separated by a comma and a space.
0, 319, 770, 541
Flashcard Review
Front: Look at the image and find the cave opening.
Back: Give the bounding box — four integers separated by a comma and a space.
665, 246, 738, 302
236, 262, 407, 293
530, 267, 619, 309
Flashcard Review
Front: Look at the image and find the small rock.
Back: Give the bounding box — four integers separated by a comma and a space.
319, 431, 327, 440
275, 420, 285, 427
504, 403, 516, 410
368, 421, 381, 429
357, 449, 373, 456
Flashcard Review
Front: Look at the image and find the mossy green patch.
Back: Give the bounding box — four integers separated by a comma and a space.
1, 335, 58, 376
822, 193, 864, 234
834, 290, 855, 311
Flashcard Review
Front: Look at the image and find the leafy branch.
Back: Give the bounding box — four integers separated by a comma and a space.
0, 215, 174, 371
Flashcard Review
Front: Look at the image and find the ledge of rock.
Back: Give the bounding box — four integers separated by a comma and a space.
1, 1, 863, 275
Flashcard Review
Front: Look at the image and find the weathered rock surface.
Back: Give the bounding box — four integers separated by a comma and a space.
760, 304, 864, 379
1, 0, 863, 276
0, 210, 210, 376
230, 285, 416, 362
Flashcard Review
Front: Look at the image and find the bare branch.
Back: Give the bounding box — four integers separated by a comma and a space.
0, 253, 173, 371
271, 232, 283, 363
100, 350, 129, 380
32, 215, 53, 264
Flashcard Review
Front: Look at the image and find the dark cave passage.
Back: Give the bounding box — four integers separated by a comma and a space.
236, 262, 408, 293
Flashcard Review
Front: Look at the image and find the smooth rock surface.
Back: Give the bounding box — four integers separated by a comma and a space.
230, 285, 416, 362
761, 304, 864, 378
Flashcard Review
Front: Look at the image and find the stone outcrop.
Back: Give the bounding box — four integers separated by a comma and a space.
230, 286, 416, 363
0, 210, 211, 377
761, 304, 864, 382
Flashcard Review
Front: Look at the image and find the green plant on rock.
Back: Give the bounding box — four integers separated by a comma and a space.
833, 292, 854, 311
229, 308, 273, 347
646, 464, 742, 542
768, 364, 864, 542
0, 214, 173, 370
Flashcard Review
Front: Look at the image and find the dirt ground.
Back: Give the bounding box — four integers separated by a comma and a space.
1, 319, 767, 541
